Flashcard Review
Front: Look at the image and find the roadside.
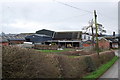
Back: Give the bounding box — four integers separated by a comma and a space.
99, 50, 119, 78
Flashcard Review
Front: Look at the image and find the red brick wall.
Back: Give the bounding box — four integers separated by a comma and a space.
83, 44, 91, 47
9, 41, 25, 45
0, 42, 9, 46
98, 39, 110, 49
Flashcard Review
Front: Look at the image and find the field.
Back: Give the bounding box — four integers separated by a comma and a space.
36, 48, 74, 53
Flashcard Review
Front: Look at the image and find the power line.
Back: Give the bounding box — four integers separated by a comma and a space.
54, 0, 117, 22
54, 0, 93, 14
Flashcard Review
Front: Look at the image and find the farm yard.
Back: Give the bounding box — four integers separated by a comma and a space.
0, 0, 119, 79
2, 45, 117, 78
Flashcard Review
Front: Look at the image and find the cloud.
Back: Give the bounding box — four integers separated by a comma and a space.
1, 1, 118, 35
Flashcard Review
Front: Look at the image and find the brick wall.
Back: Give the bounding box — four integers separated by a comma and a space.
0, 42, 9, 46
9, 40, 25, 45
98, 39, 110, 50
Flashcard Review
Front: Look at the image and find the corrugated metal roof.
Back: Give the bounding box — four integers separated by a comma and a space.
36, 29, 55, 37
54, 31, 82, 40
1, 35, 26, 42
0, 37, 8, 42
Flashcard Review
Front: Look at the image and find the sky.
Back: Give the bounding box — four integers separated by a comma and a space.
0, 0, 119, 35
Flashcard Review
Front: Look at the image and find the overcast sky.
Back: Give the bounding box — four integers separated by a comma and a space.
0, 0, 119, 35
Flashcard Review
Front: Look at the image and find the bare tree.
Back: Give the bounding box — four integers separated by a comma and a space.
82, 19, 106, 48
82, 19, 94, 47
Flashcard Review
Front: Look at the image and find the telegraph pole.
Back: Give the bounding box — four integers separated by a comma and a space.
94, 10, 99, 56
90, 19, 94, 48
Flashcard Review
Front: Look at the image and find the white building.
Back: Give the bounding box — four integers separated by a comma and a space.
82, 33, 92, 41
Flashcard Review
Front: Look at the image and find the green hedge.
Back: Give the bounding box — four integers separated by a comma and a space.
83, 56, 119, 79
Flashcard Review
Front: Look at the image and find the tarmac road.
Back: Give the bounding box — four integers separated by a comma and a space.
99, 50, 120, 79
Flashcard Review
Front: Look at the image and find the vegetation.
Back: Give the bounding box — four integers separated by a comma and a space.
83, 56, 119, 79
2, 46, 116, 78
36, 48, 73, 53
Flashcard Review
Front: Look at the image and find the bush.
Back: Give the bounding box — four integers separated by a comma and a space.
53, 55, 87, 78
84, 56, 96, 72
90, 51, 115, 68
59, 50, 93, 56
34, 45, 58, 50
2, 46, 60, 78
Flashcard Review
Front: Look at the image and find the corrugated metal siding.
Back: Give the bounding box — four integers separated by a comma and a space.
54, 32, 82, 40
25, 34, 52, 43
36, 29, 55, 37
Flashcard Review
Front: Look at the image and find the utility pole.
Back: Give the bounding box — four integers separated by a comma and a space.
94, 10, 99, 56
90, 19, 94, 48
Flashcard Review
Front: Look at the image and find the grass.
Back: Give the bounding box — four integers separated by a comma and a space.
37, 50, 64, 53
36, 48, 74, 53
36, 48, 81, 58
83, 56, 119, 79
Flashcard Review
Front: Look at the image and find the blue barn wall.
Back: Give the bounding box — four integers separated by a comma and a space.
25, 34, 52, 43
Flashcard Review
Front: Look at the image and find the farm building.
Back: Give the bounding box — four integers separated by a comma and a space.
54, 31, 82, 40
34, 29, 94, 48
107, 38, 119, 49
82, 33, 92, 41
98, 37, 111, 50
82, 40, 95, 47
25, 34, 52, 44
102, 32, 119, 48
45, 40, 82, 48
36, 29, 55, 38
0, 37, 9, 46
36, 29, 82, 40
1, 34, 26, 45
8, 39, 25, 45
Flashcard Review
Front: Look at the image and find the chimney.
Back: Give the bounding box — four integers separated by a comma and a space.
113, 32, 115, 36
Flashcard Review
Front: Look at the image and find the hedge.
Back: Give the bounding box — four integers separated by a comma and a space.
2, 46, 115, 78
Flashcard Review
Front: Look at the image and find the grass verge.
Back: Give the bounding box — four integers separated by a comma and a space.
36, 48, 74, 53
83, 56, 119, 79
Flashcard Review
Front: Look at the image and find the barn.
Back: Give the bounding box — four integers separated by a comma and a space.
1, 35, 26, 45
54, 31, 82, 40
36, 29, 55, 38
98, 37, 111, 50
0, 37, 9, 46
25, 34, 52, 44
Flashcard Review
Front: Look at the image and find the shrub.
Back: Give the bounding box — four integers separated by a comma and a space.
2, 46, 60, 78
84, 56, 96, 72
53, 55, 88, 78
59, 50, 93, 56
90, 51, 115, 68
34, 45, 58, 50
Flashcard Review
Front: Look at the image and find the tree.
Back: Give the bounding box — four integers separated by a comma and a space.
82, 19, 94, 48
82, 19, 106, 49
96, 23, 106, 35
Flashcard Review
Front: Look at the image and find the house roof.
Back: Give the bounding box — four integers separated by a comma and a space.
0, 37, 8, 42
106, 38, 118, 43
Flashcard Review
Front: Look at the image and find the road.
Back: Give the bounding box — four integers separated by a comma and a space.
99, 50, 120, 79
